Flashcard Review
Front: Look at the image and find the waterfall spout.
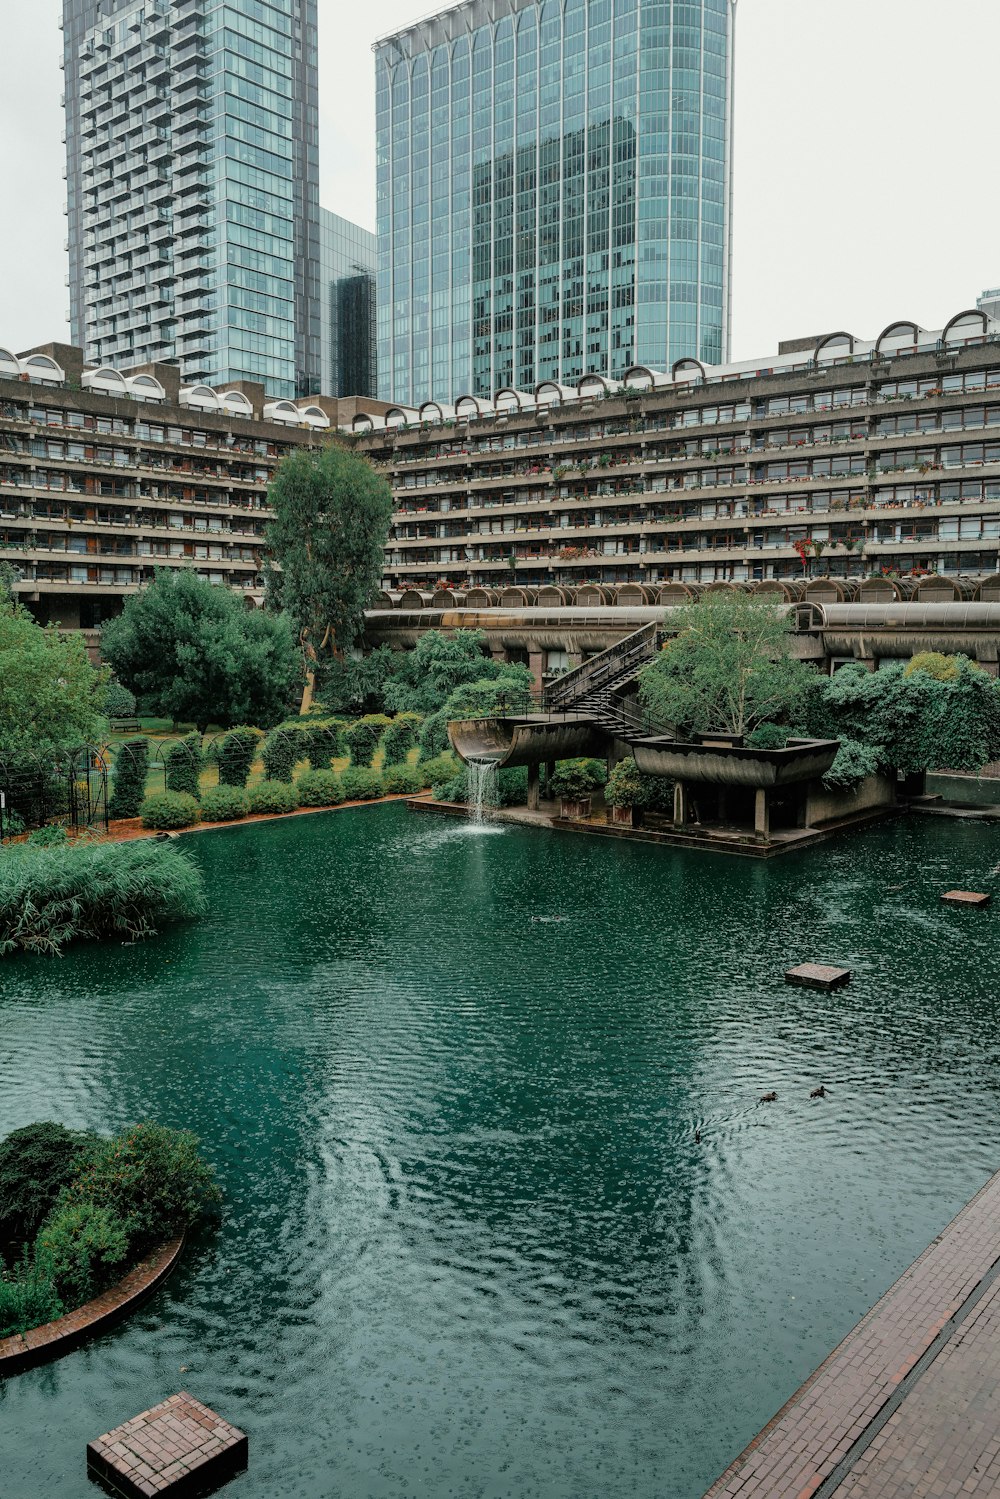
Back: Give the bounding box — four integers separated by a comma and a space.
466, 756, 501, 825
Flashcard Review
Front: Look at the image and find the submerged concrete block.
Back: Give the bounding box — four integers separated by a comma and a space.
87, 1392, 247, 1499
785, 963, 852, 992
941, 890, 992, 908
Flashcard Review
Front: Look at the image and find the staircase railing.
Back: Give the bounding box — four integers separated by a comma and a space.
543, 622, 660, 712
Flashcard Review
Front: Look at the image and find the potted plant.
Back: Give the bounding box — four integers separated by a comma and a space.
549, 758, 605, 820
603, 756, 646, 827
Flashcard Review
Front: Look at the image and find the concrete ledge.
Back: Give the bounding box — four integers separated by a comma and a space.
0, 1236, 184, 1376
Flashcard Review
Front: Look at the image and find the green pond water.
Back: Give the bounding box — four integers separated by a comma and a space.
2, 806, 1000, 1498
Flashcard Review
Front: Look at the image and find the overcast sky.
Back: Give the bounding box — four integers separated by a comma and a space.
1, 0, 996, 364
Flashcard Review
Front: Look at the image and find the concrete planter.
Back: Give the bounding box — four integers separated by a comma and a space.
560, 796, 592, 820
633, 736, 839, 788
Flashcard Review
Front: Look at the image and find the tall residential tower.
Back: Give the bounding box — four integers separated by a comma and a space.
375, 0, 737, 407
62, 0, 321, 397
319, 209, 377, 399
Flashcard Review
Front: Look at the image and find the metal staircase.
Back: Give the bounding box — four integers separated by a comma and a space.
543, 623, 663, 741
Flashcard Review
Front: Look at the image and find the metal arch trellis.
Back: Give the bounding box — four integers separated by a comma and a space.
67, 744, 110, 836
0, 743, 110, 841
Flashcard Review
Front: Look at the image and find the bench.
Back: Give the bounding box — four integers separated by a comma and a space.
110, 717, 142, 734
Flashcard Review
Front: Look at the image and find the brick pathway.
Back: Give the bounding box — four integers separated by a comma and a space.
703, 1169, 1000, 1498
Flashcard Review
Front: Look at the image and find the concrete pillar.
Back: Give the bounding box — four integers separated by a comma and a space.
490, 646, 507, 664
976, 646, 999, 678
754, 787, 770, 839
567, 651, 583, 670
527, 762, 540, 811
528, 650, 544, 694
673, 781, 688, 828
544, 760, 556, 798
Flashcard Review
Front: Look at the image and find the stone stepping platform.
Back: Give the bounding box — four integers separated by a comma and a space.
702, 1166, 1000, 1498
941, 890, 992, 907
87, 1393, 247, 1499
785, 963, 851, 991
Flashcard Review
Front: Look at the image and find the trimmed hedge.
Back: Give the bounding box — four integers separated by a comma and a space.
414, 752, 459, 788
141, 791, 200, 830
296, 770, 344, 807
217, 726, 261, 788
382, 763, 423, 796
340, 766, 383, 801
200, 786, 249, 822
164, 734, 202, 797
344, 719, 383, 767
108, 736, 149, 820
261, 727, 299, 783
381, 713, 423, 765
247, 780, 300, 815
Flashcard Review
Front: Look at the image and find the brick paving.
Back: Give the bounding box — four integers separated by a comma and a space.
703, 1168, 1000, 1499
87, 1392, 247, 1499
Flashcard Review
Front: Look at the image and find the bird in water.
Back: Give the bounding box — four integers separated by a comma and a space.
810, 1085, 828, 1099
760, 1091, 778, 1103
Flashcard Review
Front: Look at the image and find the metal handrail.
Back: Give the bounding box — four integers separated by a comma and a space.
544, 621, 659, 710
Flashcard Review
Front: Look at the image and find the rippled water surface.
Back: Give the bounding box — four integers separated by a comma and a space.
2, 807, 1000, 1498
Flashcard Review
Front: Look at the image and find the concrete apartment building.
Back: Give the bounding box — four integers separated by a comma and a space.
351, 307, 1000, 594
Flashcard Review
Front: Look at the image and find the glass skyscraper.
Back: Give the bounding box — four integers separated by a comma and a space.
319, 209, 377, 398
375, 0, 737, 408
63, 0, 321, 398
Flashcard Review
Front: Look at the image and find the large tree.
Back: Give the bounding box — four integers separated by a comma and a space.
0, 596, 108, 760
265, 444, 394, 709
101, 571, 300, 733
638, 590, 816, 738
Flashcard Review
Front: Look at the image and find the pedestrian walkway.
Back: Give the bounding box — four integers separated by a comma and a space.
703, 1168, 1000, 1498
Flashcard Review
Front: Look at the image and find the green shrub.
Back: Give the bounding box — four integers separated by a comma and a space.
549, 759, 606, 800
381, 713, 423, 765
261, 727, 300, 782
199, 786, 249, 822
643, 776, 676, 814
382, 764, 423, 796
340, 766, 383, 801
1, 809, 26, 841
747, 722, 790, 750
604, 757, 646, 809
414, 752, 459, 788
140, 791, 200, 830
164, 734, 202, 797
105, 678, 137, 719
0, 839, 205, 955
434, 765, 528, 807
822, 737, 880, 792
0, 1260, 63, 1338
247, 780, 300, 815
34, 1201, 129, 1307
216, 726, 261, 788
344, 719, 383, 767
304, 718, 347, 768
0, 1122, 98, 1262
26, 824, 69, 847
108, 736, 150, 819
55, 1121, 221, 1256
296, 770, 344, 807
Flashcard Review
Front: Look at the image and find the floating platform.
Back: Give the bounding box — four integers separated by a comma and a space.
785, 963, 851, 991
87, 1393, 247, 1499
941, 889, 992, 907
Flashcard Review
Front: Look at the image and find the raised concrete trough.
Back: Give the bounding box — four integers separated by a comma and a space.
87, 1392, 247, 1498
941, 889, 992, 907
632, 736, 840, 788
448, 713, 608, 769
785, 963, 852, 992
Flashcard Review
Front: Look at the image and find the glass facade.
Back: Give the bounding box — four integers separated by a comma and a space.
319, 210, 377, 398
64, 0, 321, 399
375, 0, 735, 407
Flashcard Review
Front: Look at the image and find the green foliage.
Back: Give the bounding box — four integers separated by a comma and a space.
164, 733, 202, 796
140, 791, 201, 831
414, 753, 459, 788
261, 727, 299, 783
199, 786, 249, 822
0, 838, 205, 954
603, 757, 646, 809
101, 570, 300, 732
904, 651, 971, 682
34, 1201, 129, 1307
0, 1257, 63, 1338
419, 671, 534, 758
1, 809, 25, 840
639, 592, 817, 738
549, 759, 606, 800
105, 678, 137, 719
746, 722, 790, 750
216, 726, 261, 788
434, 765, 529, 807
380, 712, 423, 765
247, 780, 300, 815
108, 737, 150, 820
317, 646, 400, 715
0, 1122, 98, 1263
340, 766, 383, 801
304, 718, 346, 767
344, 718, 383, 767
56, 1121, 221, 1257
296, 770, 344, 807
381, 764, 423, 796
265, 445, 394, 655
383, 630, 512, 714
26, 824, 69, 847
0, 595, 108, 760
822, 737, 881, 792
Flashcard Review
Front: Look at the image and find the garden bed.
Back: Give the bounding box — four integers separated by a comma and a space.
95, 791, 435, 844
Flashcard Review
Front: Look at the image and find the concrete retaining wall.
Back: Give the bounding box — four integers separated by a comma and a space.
805, 774, 897, 827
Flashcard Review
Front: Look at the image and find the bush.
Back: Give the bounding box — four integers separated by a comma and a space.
304, 718, 347, 768
822, 737, 881, 792
105, 678, 137, 719
747, 722, 790, 750
1, 809, 26, 841
434, 765, 528, 807
0, 1122, 98, 1262
216, 726, 261, 788
344, 719, 383, 767
549, 759, 606, 800
0, 1259, 63, 1339
296, 770, 344, 807
261, 727, 300, 783
0, 839, 205, 955
141, 791, 200, 830
414, 753, 459, 788
26, 824, 69, 847
604, 757, 646, 809
247, 780, 300, 815
340, 766, 383, 801
164, 734, 202, 797
34, 1201, 129, 1307
382, 763, 423, 796
381, 713, 423, 765
108, 736, 150, 820
199, 786, 249, 823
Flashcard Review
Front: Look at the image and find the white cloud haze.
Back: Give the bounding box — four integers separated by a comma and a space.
1, 0, 996, 368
